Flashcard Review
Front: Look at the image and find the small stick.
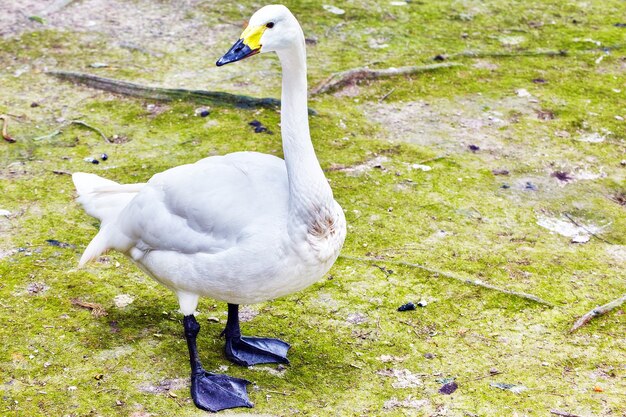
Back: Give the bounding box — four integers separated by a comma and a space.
264, 389, 290, 396
443, 44, 626, 60
340, 255, 553, 306
569, 294, 626, 333
32, 129, 62, 141
563, 213, 614, 245
445, 50, 568, 60
378, 88, 396, 103
471, 371, 502, 381
70, 120, 112, 143
311, 62, 462, 95
71, 298, 108, 318
0, 115, 16, 143
550, 410, 584, 417
411, 155, 448, 166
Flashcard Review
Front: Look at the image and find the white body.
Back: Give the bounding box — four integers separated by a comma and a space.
73, 5, 346, 315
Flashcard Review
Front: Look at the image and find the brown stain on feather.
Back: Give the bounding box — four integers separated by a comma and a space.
308, 213, 337, 239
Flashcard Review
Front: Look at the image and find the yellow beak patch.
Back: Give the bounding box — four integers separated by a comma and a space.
240, 25, 266, 50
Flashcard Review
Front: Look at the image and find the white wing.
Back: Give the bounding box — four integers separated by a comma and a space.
80, 151, 289, 264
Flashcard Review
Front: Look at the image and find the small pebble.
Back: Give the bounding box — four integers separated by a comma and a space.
46, 239, 74, 248
439, 381, 458, 395
249, 119, 270, 133
397, 302, 415, 312
525, 181, 538, 191
100, 153, 108, 161
551, 171, 572, 182
468, 144, 480, 152
195, 107, 211, 117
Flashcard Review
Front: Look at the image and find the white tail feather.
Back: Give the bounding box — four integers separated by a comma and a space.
78, 224, 113, 267
73, 173, 144, 224
73, 172, 144, 265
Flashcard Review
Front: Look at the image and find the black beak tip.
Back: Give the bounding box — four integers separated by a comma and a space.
216, 39, 257, 67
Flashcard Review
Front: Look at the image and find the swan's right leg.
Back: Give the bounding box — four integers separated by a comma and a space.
177, 292, 253, 412
183, 315, 253, 412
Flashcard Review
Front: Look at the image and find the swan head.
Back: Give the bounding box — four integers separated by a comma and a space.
216, 5, 302, 66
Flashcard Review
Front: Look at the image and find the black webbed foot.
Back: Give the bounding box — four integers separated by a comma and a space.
225, 335, 290, 367
183, 314, 253, 412
223, 304, 291, 367
191, 370, 252, 412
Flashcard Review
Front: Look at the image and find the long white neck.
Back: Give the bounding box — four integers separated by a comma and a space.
276, 36, 335, 225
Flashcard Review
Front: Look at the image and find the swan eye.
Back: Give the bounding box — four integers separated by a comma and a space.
266, 22, 275, 28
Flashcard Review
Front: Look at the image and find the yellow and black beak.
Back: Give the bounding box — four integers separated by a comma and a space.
216, 25, 265, 66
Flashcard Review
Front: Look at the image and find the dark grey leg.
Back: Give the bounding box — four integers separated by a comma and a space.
183, 315, 253, 412
223, 304, 290, 367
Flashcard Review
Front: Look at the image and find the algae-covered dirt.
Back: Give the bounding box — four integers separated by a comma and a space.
1, 0, 625, 416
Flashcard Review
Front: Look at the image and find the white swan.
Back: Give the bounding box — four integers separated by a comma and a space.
72, 4, 346, 412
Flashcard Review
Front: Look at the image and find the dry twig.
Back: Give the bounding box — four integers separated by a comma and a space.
311, 62, 462, 95
71, 298, 108, 318
0, 115, 16, 143
340, 255, 553, 306
32, 130, 62, 141
32, 121, 109, 143
70, 120, 112, 143
569, 294, 626, 333
563, 212, 615, 245
378, 88, 396, 103
444, 49, 568, 60
438, 44, 626, 61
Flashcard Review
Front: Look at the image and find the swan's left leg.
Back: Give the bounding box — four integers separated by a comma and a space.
223, 303, 291, 367
178, 292, 253, 412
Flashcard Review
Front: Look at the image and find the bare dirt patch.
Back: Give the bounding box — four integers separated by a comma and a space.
1, 0, 222, 52
363, 94, 541, 155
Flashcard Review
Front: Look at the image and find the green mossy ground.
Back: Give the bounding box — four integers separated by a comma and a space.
1, 0, 625, 416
